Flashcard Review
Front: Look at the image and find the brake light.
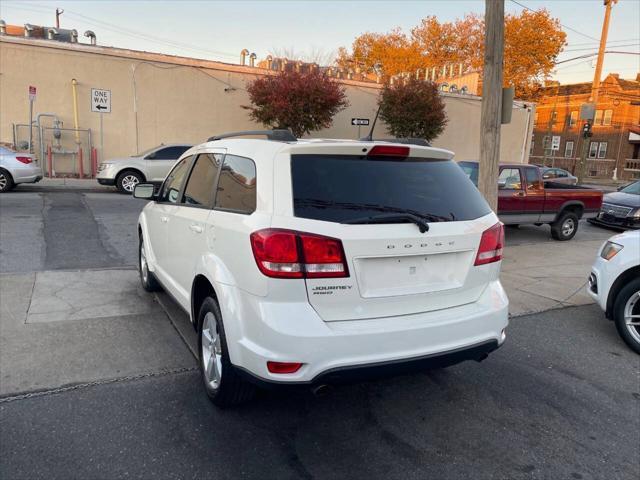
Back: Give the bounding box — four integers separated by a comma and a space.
267, 361, 303, 374
15, 156, 33, 164
250, 229, 349, 279
474, 223, 504, 266
367, 145, 410, 157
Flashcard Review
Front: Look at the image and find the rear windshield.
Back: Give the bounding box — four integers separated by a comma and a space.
291, 154, 491, 223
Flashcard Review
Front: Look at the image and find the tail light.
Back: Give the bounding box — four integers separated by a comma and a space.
474, 223, 504, 266
250, 229, 349, 279
15, 156, 33, 164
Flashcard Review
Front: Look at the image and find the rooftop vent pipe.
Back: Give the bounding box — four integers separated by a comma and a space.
265, 54, 273, 69
84, 30, 96, 45
70, 29, 78, 43
240, 49, 249, 66
47, 27, 59, 40
0, 20, 6, 35
24, 24, 34, 37
249, 52, 257, 67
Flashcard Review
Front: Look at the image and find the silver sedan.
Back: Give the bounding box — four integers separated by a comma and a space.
541, 167, 578, 185
0, 146, 43, 192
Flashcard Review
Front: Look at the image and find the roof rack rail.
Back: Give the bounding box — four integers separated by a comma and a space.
359, 137, 431, 147
208, 129, 297, 142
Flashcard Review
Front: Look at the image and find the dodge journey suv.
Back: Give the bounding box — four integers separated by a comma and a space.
135, 131, 509, 407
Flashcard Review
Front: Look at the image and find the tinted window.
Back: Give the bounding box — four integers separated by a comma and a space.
499, 168, 522, 190
292, 155, 490, 223
152, 146, 190, 160
159, 156, 192, 203
214, 155, 257, 214
524, 167, 541, 190
620, 181, 640, 195
183, 153, 222, 208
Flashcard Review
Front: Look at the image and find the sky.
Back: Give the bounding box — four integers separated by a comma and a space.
1, 0, 639, 85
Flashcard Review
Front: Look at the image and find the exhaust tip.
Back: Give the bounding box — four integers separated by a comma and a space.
311, 384, 332, 397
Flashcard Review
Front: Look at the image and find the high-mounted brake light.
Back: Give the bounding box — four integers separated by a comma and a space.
15, 156, 33, 164
250, 229, 349, 279
367, 145, 410, 157
474, 223, 504, 266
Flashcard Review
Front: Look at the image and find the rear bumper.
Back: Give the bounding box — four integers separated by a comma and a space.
221, 279, 509, 384
13, 168, 43, 184
238, 339, 500, 388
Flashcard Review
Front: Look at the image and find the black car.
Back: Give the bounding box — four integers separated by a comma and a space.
589, 180, 640, 230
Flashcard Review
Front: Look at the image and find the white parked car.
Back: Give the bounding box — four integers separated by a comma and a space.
97, 144, 192, 193
134, 131, 509, 406
0, 146, 43, 192
588, 230, 640, 354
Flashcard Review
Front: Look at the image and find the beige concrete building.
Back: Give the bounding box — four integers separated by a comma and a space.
1, 34, 534, 176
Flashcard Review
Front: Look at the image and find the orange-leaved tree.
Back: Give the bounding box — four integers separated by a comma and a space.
338, 9, 566, 99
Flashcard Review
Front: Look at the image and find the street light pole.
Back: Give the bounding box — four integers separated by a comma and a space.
478, 0, 504, 212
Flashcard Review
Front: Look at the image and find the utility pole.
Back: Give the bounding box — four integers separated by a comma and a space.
55, 8, 63, 29
576, 0, 617, 183
478, 0, 504, 211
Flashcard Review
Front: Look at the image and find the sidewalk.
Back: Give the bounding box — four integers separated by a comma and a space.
20, 177, 114, 191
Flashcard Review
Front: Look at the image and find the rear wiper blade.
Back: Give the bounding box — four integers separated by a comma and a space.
343, 213, 429, 233
294, 198, 450, 223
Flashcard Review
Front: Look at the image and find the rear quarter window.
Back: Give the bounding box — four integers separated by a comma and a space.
291, 154, 491, 223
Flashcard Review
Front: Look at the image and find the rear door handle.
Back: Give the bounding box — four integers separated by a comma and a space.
189, 224, 203, 234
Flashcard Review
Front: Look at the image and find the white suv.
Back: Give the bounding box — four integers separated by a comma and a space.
134, 131, 509, 406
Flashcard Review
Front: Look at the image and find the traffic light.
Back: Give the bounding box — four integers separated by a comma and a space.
582, 122, 593, 138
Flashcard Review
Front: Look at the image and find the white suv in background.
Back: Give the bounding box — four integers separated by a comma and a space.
97, 144, 192, 193
588, 230, 640, 354
134, 131, 509, 407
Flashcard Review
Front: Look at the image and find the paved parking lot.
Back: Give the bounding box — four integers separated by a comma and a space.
1, 186, 638, 479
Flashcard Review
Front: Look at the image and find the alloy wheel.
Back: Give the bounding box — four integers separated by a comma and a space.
562, 218, 575, 237
624, 291, 640, 344
122, 175, 139, 192
140, 243, 148, 283
201, 312, 223, 389
0, 173, 7, 191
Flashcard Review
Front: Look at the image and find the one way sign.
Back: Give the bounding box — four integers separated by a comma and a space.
91, 88, 111, 113
351, 118, 370, 126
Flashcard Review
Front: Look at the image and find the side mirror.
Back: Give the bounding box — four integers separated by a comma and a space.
133, 183, 156, 200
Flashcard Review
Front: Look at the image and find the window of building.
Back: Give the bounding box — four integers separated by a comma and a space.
534, 111, 539, 124
569, 111, 578, 127
183, 153, 222, 208
542, 136, 552, 157
158, 156, 192, 203
551, 111, 558, 123
598, 142, 608, 159
603, 109, 613, 126
498, 168, 522, 190
565, 141, 574, 158
589, 142, 598, 158
214, 155, 257, 214
594, 110, 603, 125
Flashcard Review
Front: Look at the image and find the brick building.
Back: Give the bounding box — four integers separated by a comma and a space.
529, 73, 640, 180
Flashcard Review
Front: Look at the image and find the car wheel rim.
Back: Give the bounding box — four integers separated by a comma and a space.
122, 175, 139, 192
140, 243, 148, 283
0, 174, 6, 190
201, 312, 223, 389
624, 291, 640, 344
562, 218, 575, 236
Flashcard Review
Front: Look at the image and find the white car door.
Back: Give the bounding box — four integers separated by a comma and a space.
166, 151, 225, 308
146, 155, 194, 286
145, 146, 191, 182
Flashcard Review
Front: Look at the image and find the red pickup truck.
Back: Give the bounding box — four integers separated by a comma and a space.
459, 162, 604, 241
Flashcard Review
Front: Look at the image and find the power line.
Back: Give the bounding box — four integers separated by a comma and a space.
509, 0, 600, 42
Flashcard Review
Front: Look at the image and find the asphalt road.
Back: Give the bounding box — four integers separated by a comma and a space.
1, 188, 638, 479
1, 304, 638, 480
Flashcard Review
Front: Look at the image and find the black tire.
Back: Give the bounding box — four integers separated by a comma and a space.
613, 278, 640, 355
550, 211, 579, 241
0, 169, 15, 193
139, 236, 161, 292
197, 297, 256, 407
116, 170, 143, 194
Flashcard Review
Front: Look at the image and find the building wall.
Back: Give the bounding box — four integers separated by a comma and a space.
530, 75, 640, 180
1, 36, 533, 175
